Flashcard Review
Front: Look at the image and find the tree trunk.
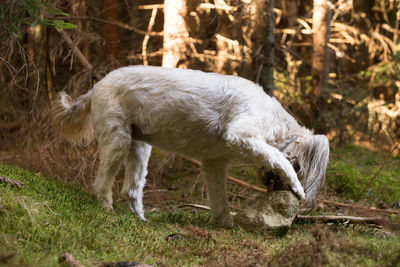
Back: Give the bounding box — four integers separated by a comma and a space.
310, 0, 331, 117
162, 0, 190, 68
71, 0, 89, 59
253, 0, 275, 95
103, 0, 119, 59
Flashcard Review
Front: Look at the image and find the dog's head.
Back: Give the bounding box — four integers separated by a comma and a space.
260, 134, 329, 206
292, 134, 330, 206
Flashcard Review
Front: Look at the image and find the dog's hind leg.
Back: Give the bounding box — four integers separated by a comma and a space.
225, 133, 305, 200
201, 158, 233, 227
121, 141, 152, 221
93, 128, 131, 211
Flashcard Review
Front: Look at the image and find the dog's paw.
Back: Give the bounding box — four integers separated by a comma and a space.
129, 203, 147, 221
138, 215, 147, 222
291, 185, 305, 200
102, 204, 114, 212
136, 212, 147, 221
99, 198, 113, 211
216, 215, 234, 228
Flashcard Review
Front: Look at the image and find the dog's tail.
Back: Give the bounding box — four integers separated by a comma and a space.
52, 90, 94, 144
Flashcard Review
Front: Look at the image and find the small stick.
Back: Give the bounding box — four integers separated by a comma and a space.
178, 203, 237, 216
297, 215, 382, 224
185, 157, 268, 194
318, 199, 400, 215
0, 176, 24, 187
59, 253, 85, 267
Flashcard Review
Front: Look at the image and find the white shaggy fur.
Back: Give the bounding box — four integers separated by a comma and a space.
52, 66, 329, 227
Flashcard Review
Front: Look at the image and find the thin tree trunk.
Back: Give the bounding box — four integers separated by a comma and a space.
310, 0, 331, 120
71, 0, 89, 59
264, 0, 275, 94
162, 0, 190, 68
103, 0, 119, 59
253, 0, 275, 95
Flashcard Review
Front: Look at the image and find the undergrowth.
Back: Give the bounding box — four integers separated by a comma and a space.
1, 144, 400, 266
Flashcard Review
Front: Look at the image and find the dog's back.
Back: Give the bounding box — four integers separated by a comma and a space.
90, 66, 270, 158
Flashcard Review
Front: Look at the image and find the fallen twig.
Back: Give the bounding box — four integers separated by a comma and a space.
296, 215, 382, 224
318, 199, 400, 215
179, 203, 384, 226
185, 157, 268, 194
178, 203, 237, 216
0, 176, 24, 187
99, 262, 152, 267
59, 253, 85, 267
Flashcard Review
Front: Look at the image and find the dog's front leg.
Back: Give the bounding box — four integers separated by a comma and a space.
201, 158, 233, 227
226, 135, 305, 200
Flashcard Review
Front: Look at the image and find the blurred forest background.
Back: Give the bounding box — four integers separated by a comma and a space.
0, 0, 400, 186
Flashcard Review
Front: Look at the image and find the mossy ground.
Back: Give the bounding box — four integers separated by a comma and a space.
327, 144, 400, 206
0, 145, 399, 266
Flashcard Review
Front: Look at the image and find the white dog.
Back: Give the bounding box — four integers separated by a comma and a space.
52, 66, 329, 227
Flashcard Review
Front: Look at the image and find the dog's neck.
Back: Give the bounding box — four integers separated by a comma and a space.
279, 134, 297, 152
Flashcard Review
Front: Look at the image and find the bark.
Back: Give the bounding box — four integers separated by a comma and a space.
253, 0, 276, 95
263, 0, 276, 94
310, 0, 331, 114
162, 0, 190, 68
103, 0, 119, 59
71, 0, 90, 59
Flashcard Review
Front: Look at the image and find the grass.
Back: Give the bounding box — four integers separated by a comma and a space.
327, 144, 400, 205
1, 144, 400, 266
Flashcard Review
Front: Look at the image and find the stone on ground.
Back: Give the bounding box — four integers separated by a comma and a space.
235, 190, 299, 229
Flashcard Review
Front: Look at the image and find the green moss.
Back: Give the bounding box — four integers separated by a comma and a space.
327, 144, 400, 205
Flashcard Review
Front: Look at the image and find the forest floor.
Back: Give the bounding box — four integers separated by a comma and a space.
0, 145, 399, 266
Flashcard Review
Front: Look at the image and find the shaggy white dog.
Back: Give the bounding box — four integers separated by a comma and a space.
53, 66, 329, 227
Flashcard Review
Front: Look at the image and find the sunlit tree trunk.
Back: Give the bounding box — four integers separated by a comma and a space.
162, 0, 190, 68
253, 0, 275, 95
103, 0, 119, 59
311, 0, 331, 101
310, 0, 331, 126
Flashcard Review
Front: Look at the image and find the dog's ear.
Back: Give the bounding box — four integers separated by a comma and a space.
297, 134, 329, 206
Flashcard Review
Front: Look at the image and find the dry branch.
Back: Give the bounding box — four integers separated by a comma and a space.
142, 8, 158, 65
318, 199, 400, 215
179, 203, 237, 216
185, 157, 268, 194
59, 253, 84, 267
179, 204, 383, 225
138, 4, 164, 10
59, 30, 102, 80
62, 16, 163, 36
297, 215, 382, 224
0, 176, 24, 187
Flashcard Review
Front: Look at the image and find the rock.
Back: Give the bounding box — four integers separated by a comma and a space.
235, 190, 299, 229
